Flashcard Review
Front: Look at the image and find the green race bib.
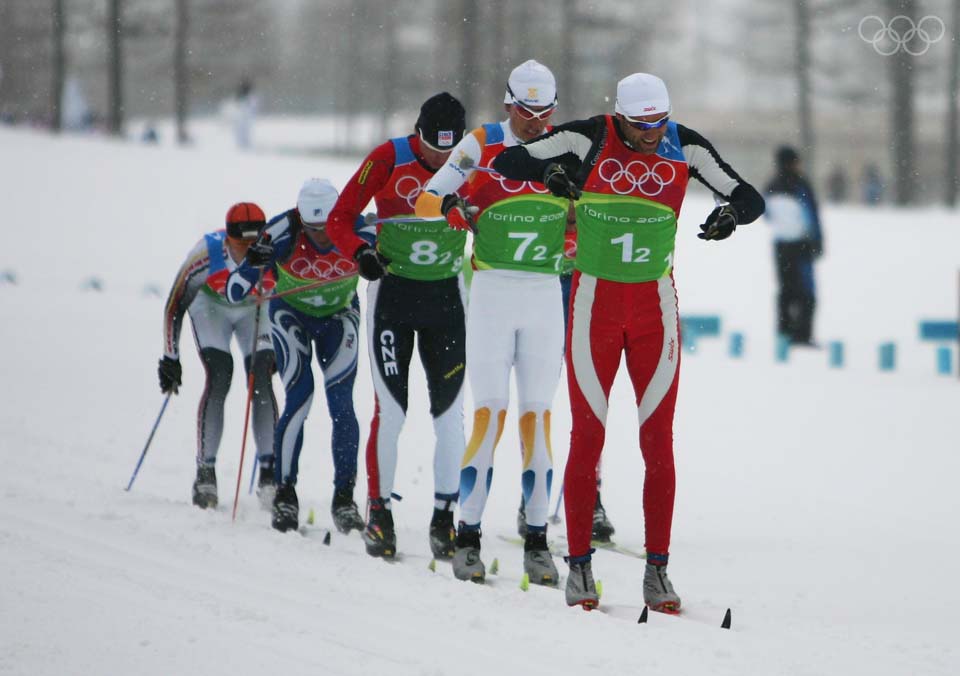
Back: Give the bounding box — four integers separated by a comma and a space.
574, 193, 677, 283
473, 194, 568, 274
378, 218, 467, 281
274, 267, 357, 317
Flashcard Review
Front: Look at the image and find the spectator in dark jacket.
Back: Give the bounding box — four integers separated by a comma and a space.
763, 146, 823, 346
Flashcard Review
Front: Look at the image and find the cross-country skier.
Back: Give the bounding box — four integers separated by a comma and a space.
414, 60, 565, 585
559, 210, 618, 544
226, 179, 373, 534
325, 93, 468, 560
160, 202, 277, 510
493, 73, 765, 612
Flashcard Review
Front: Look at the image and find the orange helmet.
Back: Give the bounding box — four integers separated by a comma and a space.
225, 202, 266, 240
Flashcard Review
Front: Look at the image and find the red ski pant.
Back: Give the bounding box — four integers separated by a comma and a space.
563, 272, 680, 558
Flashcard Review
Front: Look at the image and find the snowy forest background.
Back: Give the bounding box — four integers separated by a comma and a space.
1, 0, 958, 206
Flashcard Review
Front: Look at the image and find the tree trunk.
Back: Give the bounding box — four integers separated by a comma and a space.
459, 0, 480, 123
174, 0, 189, 144
794, 0, 814, 174
945, 1, 959, 207
379, 4, 398, 141
51, 0, 65, 132
888, 0, 917, 205
559, 0, 577, 119
107, 0, 124, 136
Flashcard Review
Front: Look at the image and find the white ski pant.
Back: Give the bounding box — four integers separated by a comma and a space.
460, 270, 564, 529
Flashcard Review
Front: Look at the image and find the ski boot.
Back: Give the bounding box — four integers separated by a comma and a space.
516, 498, 527, 538
428, 508, 456, 560
565, 554, 599, 609
592, 492, 615, 542
271, 482, 299, 533
452, 524, 485, 583
192, 464, 218, 509
330, 485, 364, 534
256, 463, 276, 511
362, 499, 396, 558
643, 561, 681, 614
523, 530, 559, 587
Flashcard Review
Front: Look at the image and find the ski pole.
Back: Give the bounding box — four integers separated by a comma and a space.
125, 392, 172, 491
247, 440, 259, 494
232, 264, 267, 521
548, 480, 564, 524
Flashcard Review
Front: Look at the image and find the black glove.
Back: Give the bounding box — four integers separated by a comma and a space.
354, 245, 390, 281
543, 163, 582, 200
157, 356, 182, 394
698, 205, 738, 241
244, 234, 273, 267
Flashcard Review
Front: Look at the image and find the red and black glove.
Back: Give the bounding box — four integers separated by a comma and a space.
440, 194, 479, 232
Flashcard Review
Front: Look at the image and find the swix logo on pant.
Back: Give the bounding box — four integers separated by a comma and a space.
380, 330, 399, 376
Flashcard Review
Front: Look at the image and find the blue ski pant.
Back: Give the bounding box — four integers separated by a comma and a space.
270, 298, 360, 489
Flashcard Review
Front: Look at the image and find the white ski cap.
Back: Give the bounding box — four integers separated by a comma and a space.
615, 73, 671, 118
503, 59, 557, 107
297, 178, 339, 224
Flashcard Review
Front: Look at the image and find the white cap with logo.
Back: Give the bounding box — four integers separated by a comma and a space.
615, 73, 671, 118
503, 59, 557, 107
297, 178, 339, 225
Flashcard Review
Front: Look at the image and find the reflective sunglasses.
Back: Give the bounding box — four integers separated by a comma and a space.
621, 112, 670, 130
507, 83, 557, 121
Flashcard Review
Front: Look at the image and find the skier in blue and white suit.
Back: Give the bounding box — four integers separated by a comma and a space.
763, 146, 824, 346
227, 178, 376, 534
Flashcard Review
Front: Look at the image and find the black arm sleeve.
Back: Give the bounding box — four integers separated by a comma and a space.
677, 124, 765, 225
492, 118, 604, 184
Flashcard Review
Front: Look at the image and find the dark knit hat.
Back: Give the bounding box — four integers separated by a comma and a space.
776, 145, 800, 168
415, 92, 466, 150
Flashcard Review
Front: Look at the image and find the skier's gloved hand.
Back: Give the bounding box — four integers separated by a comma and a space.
244, 233, 273, 267
543, 163, 582, 200
440, 194, 479, 232
354, 245, 390, 281
157, 356, 182, 394
698, 205, 738, 241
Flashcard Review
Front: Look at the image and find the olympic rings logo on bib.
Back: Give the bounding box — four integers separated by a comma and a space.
289, 256, 357, 280
857, 15, 945, 56
483, 160, 549, 195
597, 158, 677, 197
394, 175, 426, 209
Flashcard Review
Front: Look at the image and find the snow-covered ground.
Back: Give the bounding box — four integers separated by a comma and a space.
1, 124, 958, 676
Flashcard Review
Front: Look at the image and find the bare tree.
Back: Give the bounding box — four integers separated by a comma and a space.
887, 0, 917, 205
52, 0, 65, 132
795, 0, 814, 168
558, 0, 577, 117
174, 0, 188, 144
107, 0, 123, 136
946, 1, 959, 207
458, 0, 481, 122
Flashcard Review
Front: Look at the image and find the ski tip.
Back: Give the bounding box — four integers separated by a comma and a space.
322, 530, 331, 546
307, 508, 316, 525
638, 606, 648, 624
721, 608, 732, 629
595, 580, 603, 599
490, 558, 499, 575
428, 559, 437, 572
519, 573, 530, 591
